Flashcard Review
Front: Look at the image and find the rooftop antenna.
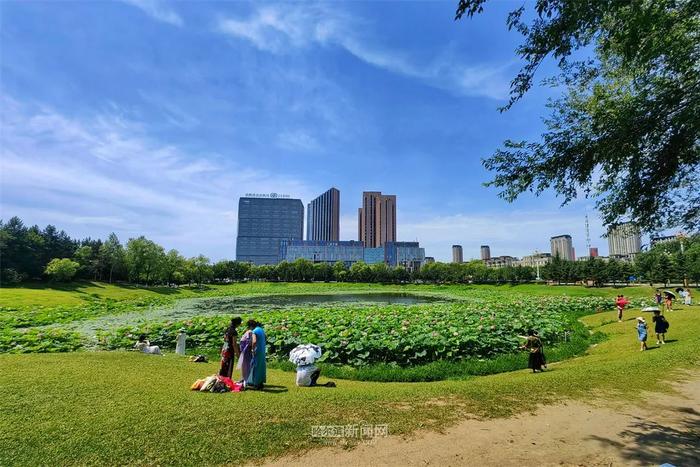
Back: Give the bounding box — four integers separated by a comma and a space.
585, 213, 591, 254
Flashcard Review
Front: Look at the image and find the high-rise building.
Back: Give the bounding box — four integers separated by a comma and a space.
358, 191, 396, 248
306, 187, 340, 242
589, 247, 599, 257
608, 223, 641, 258
452, 245, 463, 263
480, 245, 491, 260
550, 235, 575, 261
236, 195, 304, 265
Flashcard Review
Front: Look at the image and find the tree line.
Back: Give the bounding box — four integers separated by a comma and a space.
1, 216, 698, 286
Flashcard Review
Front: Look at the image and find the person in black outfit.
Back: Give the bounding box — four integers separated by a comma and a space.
652, 309, 669, 345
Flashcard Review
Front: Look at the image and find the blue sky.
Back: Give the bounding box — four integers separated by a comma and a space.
1, 0, 619, 261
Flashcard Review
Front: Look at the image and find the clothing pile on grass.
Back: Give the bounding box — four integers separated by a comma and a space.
191, 375, 243, 393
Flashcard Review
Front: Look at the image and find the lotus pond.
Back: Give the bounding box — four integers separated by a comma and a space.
1, 287, 640, 372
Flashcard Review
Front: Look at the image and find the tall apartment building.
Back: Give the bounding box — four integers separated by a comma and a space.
589, 247, 599, 257
608, 223, 641, 257
358, 191, 396, 248
236, 195, 304, 265
306, 187, 340, 242
550, 235, 575, 261
480, 245, 491, 260
452, 245, 463, 263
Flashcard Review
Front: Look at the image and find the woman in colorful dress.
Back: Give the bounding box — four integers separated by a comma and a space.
246, 320, 267, 389
237, 320, 256, 384
219, 317, 242, 378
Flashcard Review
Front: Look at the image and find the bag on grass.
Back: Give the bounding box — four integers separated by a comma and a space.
190, 379, 205, 391
200, 375, 217, 392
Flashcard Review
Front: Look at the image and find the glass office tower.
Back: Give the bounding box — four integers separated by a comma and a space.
307, 187, 340, 241
236, 195, 304, 265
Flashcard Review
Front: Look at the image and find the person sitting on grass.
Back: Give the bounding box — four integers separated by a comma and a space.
636, 317, 648, 351
652, 310, 669, 345
134, 334, 161, 355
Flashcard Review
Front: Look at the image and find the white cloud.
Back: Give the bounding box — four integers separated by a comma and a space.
216, 4, 512, 99
0, 96, 315, 260
277, 129, 321, 152
122, 0, 183, 26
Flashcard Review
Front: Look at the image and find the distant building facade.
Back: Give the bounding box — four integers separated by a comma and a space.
236, 195, 304, 265
280, 240, 425, 269
480, 245, 491, 260
306, 188, 340, 242
452, 245, 463, 263
651, 234, 677, 246
589, 247, 599, 257
484, 255, 518, 268
358, 191, 396, 248
517, 253, 552, 268
280, 240, 363, 266
363, 247, 385, 265
550, 235, 575, 261
385, 242, 425, 268
608, 223, 641, 259
424, 257, 435, 264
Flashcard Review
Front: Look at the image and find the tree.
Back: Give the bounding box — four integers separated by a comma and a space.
99, 233, 125, 283
44, 258, 80, 282
74, 245, 95, 279
125, 237, 164, 284
456, 0, 700, 233
188, 255, 212, 287
162, 249, 185, 284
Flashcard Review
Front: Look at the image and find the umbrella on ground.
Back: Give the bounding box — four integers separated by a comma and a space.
664, 290, 676, 298
289, 344, 322, 366
642, 306, 661, 312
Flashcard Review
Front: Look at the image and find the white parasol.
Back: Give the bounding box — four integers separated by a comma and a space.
289, 344, 322, 366
641, 306, 661, 312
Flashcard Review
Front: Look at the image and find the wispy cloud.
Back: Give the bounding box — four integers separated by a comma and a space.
121, 0, 183, 26
215, 4, 512, 99
0, 96, 314, 259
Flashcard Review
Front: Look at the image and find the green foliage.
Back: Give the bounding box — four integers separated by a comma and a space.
97, 295, 615, 368
457, 0, 700, 232
44, 258, 80, 282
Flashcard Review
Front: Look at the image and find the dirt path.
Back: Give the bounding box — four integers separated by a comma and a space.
267, 375, 700, 466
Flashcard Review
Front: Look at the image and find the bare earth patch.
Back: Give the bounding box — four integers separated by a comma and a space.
266, 373, 700, 466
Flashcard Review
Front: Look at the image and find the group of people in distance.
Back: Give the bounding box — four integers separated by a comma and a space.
219, 317, 267, 390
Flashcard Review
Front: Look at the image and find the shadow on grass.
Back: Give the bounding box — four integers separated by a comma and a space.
587, 406, 700, 466
259, 384, 288, 394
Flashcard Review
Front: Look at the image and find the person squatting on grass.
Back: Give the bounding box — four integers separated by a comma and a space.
636, 317, 648, 351
652, 310, 669, 345
523, 330, 545, 373
219, 317, 242, 378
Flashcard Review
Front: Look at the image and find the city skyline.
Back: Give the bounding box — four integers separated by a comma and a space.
0, 1, 674, 263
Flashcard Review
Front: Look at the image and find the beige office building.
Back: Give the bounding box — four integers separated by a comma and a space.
608, 223, 641, 258
550, 235, 575, 261
358, 191, 396, 248
452, 245, 463, 263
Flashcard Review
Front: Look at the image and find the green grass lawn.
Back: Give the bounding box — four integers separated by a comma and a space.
1, 296, 698, 465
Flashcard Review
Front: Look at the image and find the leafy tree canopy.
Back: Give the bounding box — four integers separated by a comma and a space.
456, 0, 700, 233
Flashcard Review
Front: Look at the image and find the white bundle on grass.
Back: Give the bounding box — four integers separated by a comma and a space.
289, 344, 322, 366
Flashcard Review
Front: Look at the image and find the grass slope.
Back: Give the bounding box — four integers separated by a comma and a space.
1, 304, 698, 465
